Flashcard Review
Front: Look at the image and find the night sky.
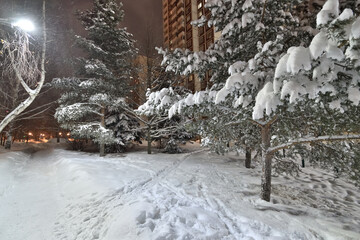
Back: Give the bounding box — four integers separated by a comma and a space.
121, 0, 163, 50
0, 0, 163, 52
71, 0, 163, 51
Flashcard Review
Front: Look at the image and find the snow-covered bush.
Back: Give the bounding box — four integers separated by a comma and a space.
163, 138, 183, 154
137, 87, 193, 154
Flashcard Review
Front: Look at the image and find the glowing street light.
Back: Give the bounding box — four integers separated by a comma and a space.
12, 19, 35, 32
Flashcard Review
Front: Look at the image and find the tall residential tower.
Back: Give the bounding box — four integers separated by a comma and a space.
162, 0, 217, 91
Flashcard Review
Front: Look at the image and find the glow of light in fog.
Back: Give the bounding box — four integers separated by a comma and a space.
12, 19, 35, 32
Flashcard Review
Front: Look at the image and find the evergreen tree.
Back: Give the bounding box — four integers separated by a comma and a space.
146, 0, 360, 201
137, 86, 193, 154
218, 0, 360, 201
53, 0, 139, 156
154, 0, 312, 165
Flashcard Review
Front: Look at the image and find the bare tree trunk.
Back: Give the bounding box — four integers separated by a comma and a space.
5, 128, 12, 149
100, 107, 105, 157
56, 131, 60, 143
260, 123, 272, 202
245, 146, 251, 168
145, 35, 153, 155
147, 124, 152, 154
6, 72, 22, 150
147, 57, 152, 90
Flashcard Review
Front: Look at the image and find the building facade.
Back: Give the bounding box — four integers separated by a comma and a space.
162, 0, 218, 91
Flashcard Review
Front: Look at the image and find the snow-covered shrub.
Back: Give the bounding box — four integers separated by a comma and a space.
163, 138, 183, 154
137, 87, 193, 153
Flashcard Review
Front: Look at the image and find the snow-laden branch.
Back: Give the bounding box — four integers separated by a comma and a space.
268, 134, 360, 154
249, 116, 278, 128
150, 126, 184, 138
122, 105, 148, 124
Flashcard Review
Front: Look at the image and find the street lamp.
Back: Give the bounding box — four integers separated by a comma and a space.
12, 19, 35, 32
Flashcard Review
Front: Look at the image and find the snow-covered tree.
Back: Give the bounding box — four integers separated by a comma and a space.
105, 100, 142, 153
135, 66, 186, 154
159, 0, 311, 84
155, 0, 312, 166
53, 0, 139, 156
137, 86, 193, 154
0, 1, 47, 146
217, 0, 360, 201
147, 0, 360, 201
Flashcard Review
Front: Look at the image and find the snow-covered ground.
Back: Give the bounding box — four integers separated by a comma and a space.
0, 141, 359, 240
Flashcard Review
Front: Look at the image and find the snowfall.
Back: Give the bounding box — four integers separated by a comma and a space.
0, 140, 359, 240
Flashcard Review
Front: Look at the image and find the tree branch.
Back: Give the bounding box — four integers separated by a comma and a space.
268, 134, 360, 154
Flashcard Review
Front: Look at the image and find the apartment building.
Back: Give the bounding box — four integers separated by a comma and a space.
162, 0, 217, 91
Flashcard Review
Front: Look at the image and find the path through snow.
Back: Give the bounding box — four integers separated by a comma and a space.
0, 142, 359, 239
